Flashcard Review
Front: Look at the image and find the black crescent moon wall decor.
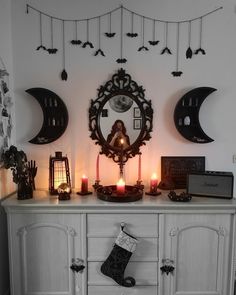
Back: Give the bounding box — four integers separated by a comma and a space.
25, 87, 69, 144
174, 87, 217, 143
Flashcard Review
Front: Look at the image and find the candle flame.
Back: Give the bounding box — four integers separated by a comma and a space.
117, 178, 125, 186
82, 174, 87, 179
151, 173, 157, 180
120, 138, 124, 145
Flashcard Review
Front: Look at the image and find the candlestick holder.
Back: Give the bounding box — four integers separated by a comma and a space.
135, 180, 144, 190
93, 180, 102, 190
77, 190, 93, 196
145, 187, 162, 196
97, 185, 143, 202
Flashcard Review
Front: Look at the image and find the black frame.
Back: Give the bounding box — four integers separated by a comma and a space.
89, 68, 153, 164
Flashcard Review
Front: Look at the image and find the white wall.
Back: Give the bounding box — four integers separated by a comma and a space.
11, 0, 236, 191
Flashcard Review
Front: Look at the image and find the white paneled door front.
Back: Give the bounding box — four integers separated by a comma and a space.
159, 213, 233, 295
9, 213, 85, 295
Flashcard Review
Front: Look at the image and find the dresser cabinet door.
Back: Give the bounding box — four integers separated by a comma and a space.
8, 213, 84, 295
159, 213, 234, 295
87, 213, 159, 293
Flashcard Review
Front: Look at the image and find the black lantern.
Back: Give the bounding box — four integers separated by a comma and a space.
49, 151, 71, 195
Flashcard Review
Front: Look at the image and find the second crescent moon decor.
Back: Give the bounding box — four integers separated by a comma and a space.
26, 4, 222, 80
174, 87, 217, 143
26, 87, 69, 144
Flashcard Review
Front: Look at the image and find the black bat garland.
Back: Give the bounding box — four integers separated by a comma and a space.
27, 4, 222, 80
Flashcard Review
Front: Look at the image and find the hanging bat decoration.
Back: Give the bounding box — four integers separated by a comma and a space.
105, 12, 116, 38
26, 4, 223, 80
94, 17, 106, 57
186, 21, 193, 59
161, 22, 172, 55
171, 23, 183, 77
47, 17, 58, 54
148, 20, 159, 46
71, 21, 82, 45
61, 20, 68, 81
126, 11, 138, 38
82, 19, 94, 48
116, 5, 127, 64
36, 12, 47, 51
138, 17, 149, 52
195, 17, 206, 55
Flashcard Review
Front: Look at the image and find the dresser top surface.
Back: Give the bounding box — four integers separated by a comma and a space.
2, 190, 236, 213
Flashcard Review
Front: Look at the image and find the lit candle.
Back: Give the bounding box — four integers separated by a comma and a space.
150, 173, 158, 193
81, 175, 88, 193
138, 154, 141, 181
120, 138, 124, 146
96, 154, 100, 181
116, 178, 125, 195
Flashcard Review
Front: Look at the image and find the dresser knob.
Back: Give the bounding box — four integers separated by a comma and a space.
160, 258, 175, 275
70, 258, 85, 273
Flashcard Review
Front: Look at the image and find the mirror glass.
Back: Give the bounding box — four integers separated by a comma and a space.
89, 68, 153, 164
99, 96, 141, 147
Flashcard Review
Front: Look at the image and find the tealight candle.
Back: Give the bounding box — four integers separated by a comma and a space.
150, 173, 158, 193
81, 175, 88, 193
116, 178, 125, 195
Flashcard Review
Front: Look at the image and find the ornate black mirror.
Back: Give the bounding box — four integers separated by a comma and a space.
89, 68, 153, 171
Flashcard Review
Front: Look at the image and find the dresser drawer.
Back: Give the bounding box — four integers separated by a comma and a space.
87, 214, 158, 237
88, 261, 158, 286
88, 286, 157, 295
88, 237, 158, 262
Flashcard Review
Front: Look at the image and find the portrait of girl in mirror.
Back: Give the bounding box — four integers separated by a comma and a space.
107, 120, 130, 149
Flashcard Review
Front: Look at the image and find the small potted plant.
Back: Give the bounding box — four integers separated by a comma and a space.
1, 145, 34, 199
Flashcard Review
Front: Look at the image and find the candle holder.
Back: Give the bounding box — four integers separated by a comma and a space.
93, 180, 102, 190
97, 185, 143, 202
135, 180, 144, 190
77, 175, 93, 195
77, 190, 92, 196
145, 189, 162, 196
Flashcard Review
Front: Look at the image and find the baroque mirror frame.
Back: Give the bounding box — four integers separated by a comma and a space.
89, 68, 153, 164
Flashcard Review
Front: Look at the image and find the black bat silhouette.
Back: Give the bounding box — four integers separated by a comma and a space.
126, 32, 138, 37
148, 40, 159, 46
61, 69, 68, 81
171, 71, 183, 77
36, 45, 47, 51
82, 41, 94, 48
116, 58, 127, 64
94, 49, 105, 57
195, 48, 206, 55
186, 47, 193, 59
161, 47, 172, 55
71, 40, 82, 45
47, 48, 58, 54
138, 46, 149, 52
105, 32, 116, 38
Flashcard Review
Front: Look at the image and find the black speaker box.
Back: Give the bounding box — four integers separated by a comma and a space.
187, 171, 234, 199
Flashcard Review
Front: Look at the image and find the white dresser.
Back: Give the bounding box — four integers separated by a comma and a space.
2, 190, 236, 295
